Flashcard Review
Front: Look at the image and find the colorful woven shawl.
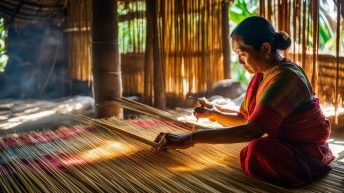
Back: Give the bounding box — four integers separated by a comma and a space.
240, 60, 333, 163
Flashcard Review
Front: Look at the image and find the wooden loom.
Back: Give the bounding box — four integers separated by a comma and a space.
0, 99, 344, 192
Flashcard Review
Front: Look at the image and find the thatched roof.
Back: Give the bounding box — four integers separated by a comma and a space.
0, 0, 147, 27
0, 0, 66, 27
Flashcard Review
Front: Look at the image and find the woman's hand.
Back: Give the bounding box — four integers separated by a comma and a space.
154, 132, 193, 151
193, 107, 214, 119
195, 97, 213, 109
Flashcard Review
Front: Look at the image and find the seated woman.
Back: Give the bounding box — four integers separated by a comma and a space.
154, 16, 334, 187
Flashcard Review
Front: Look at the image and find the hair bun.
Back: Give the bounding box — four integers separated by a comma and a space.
274, 31, 291, 50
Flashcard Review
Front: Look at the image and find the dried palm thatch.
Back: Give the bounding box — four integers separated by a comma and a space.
0, 0, 65, 27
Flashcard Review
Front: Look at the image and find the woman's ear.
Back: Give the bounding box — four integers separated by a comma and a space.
260, 42, 272, 59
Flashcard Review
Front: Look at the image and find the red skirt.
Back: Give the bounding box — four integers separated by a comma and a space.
240, 137, 333, 187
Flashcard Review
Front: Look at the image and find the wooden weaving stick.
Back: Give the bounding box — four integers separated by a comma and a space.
110, 97, 212, 129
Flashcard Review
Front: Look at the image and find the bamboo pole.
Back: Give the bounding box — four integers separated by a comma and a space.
144, 0, 154, 105
267, 0, 272, 22
221, 0, 231, 79
335, 0, 342, 124
260, 0, 264, 17
311, 0, 319, 95
152, 0, 166, 109
91, 0, 123, 118
301, 0, 306, 71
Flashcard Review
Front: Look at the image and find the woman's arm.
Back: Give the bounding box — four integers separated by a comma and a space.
209, 111, 247, 126
155, 122, 264, 151
194, 107, 247, 126
193, 122, 263, 144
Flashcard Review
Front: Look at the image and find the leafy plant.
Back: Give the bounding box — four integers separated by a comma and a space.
118, 1, 146, 53
229, 0, 258, 24
318, 6, 333, 48
318, 1, 344, 52
227, 0, 342, 85
229, 0, 258, 85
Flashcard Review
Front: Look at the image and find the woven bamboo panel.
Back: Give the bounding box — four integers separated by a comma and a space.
66, 0, 343, 109
290, 53, 344, 105
160, 0, 224, 99
0, 117, 343, 192
66, 0, 224, 101
66, 0, 92, 81
318, 55, 344, 104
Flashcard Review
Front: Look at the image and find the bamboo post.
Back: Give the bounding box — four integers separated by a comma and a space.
267, 0, 272, 22
144, 0, 154, 105
301, 0, 306, 71
152, 0, 166, 109
311, 0, 319, 95
221, 0, 231, 79
335, 0, 342, 124
91, 0, 123, 118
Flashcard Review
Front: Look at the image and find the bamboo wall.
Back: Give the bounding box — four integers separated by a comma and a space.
289, 53, 344, 105
121, 53, 145, 96
160, 0, 224, 100
142, 0, 225, 106
66, 0, 225, 104
119, 0, 146, 97
318, 55, 344, 104
260, 0, 344, 109
66, 0, 92, 81
260, 0, 320, 91
66, 0, 343, 109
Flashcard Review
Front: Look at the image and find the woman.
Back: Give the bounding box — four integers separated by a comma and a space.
154, 16, 334, 187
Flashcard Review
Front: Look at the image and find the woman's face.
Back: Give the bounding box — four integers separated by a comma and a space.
231, 35, 268, 74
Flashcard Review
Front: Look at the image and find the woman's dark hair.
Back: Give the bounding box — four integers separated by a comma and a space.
231, 16, 291, 51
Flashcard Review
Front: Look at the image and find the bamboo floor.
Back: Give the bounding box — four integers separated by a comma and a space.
0, 117, 343, 193
0, 98, 344, 192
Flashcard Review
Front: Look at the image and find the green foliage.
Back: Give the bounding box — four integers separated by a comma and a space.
322, 24, 344, 51
318, 9, 333, 48
293, 1, 343, 52
229, 0, 258, 24
118, 19, 146, 53
229, 0, 258, 85
118, 2, 146, 53
230, 56, 253, 85
318, 1, 344, 52
0, 18, 7, 72
227, 0, 343, 85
